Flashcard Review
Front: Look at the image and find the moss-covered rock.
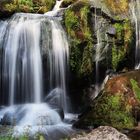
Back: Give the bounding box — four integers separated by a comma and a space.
104, 0, 129, 15
74, 70, 140, 130
64, 0, 135, 111
71, 126, 130, 140
0, 0, 55, 18
111, 20, 134, 70
64, 0, 94, 78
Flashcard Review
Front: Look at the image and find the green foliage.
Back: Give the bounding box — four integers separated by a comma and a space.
65, 10, 80, 35
112, 20, 133, 70
69, 39, 82, 73
114, 23, 124, 40
0, 0, 56, 14
19, 0, 33, 6
0, 135, 45, 140
64, 2, 93, 77
112, 45, 125, 70
130, 79, 140, 101
80, 6, 92, 42
3, 4, 17, 12
91, 94, 135, 129
80, 42, 93, 76
18, 0, 33, 12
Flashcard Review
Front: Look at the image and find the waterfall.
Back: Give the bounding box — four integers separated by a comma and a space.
0, 12, 69, 112
49, 20, 69, 112
53, 0, 63, 11
92, 8, 110, 99
93, 9, 102, 98
0, 0, 74, 138
1, 14, 43, 105
130, 0, 140, 69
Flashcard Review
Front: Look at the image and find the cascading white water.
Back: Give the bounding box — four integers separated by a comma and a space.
1, 12, 69, 110
130, 0, 140, 69
44, 0, 70, 112
94, 9, 102, 98
45, 0, 64, 17
2, 14, 43, 104
49, 20, 69, 112
0, 12, 73, 139
53, 0, 63, 11
92, 8, 109, 99
0, 0, 75, 138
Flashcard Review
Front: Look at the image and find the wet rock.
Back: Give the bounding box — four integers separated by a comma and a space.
106, 27, 116, 37
54, 108, 64, 120
45, 88, 64, 109
71, 126, 130, 140
0, 112, 15, 125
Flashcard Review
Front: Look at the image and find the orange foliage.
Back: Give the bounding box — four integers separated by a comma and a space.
105, 0, 129, 14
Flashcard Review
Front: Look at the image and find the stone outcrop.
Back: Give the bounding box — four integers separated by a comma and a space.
71, 126, 130, 140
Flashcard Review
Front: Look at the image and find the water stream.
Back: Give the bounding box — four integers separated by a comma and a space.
0, 0, 74, 139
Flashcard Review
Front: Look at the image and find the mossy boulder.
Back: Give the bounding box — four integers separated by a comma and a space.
64, 0, 134, 80
111, 20, 134, 70
74, 70, 140, 130
0, 0, 55, 18
64, 0, 93, 78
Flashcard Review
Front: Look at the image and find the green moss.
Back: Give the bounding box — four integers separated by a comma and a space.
0, 0, 56, 14
64, 1, 93, 77
80, 42, 93, 76
65, 10, 80, 36
90, 93, 135, 129
112, 20, 133, 70
130, 79, 140, 101
112, 45, 126, 70
3, 3, 17, 12
0, 135, 45, 140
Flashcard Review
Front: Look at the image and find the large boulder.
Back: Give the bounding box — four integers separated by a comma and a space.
71, 126, 130, 140
74, 70, 140, 130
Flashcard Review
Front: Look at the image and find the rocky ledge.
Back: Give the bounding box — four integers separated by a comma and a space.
71, 126, 130, 140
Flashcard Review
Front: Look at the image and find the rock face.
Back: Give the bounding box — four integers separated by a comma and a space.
74, 70, 140, 129
64, 0, 135, 111
71, 126, 130, 140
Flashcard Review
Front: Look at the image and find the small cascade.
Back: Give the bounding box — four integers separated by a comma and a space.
53, 0, 63, 11
2, 14, 43, 105
93, 9, 102, 98
44, 0, 70, 112
45, 0, 64, 17
92, 8, 110, 99
49, 20, 69, 112
130, 0, 140, 69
